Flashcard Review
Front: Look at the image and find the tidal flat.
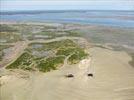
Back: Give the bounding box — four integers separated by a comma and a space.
0, 22, 134, 100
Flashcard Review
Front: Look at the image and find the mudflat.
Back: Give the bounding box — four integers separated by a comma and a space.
1, 47, 134, 100
0, 22, 134, 100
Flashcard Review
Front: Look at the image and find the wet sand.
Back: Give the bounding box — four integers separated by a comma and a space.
1, 47, 134, 100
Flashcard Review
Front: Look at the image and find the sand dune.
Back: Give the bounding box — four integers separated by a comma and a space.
1, 47, 134, 100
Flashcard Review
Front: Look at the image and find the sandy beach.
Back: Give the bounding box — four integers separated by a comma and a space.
1, 46, 134, 100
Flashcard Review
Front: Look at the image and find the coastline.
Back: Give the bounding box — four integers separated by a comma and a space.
1, 46, 134, 100
0, 21, 134, 100
0, 21, 134, 67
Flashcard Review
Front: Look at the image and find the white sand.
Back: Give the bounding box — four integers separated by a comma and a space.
1, 47, 134, 100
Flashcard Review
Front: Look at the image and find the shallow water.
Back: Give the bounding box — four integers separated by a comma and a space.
1, 10, 134, 28
31, 44, 43, 49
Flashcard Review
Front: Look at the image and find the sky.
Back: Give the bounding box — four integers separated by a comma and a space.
0, 0, 134, 11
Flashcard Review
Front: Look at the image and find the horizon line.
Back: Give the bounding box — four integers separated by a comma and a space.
1, 9, 134, 12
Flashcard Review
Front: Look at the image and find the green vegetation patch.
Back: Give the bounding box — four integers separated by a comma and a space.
68, 50, 88, 64
0, 32, 22, 43
56, 47, 76, 56
38, 31, 56, 37
0, 24, 18, 32
65, 30, 81, 37
6, 52, 34, 70
37, 56, 65, 72
7, 39, 88, 72
55, 40, 88, 64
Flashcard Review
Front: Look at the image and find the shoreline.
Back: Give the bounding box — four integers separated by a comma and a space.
0, 21, 134, 68
1, 46, 134, 100
1, 20, 134, 29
